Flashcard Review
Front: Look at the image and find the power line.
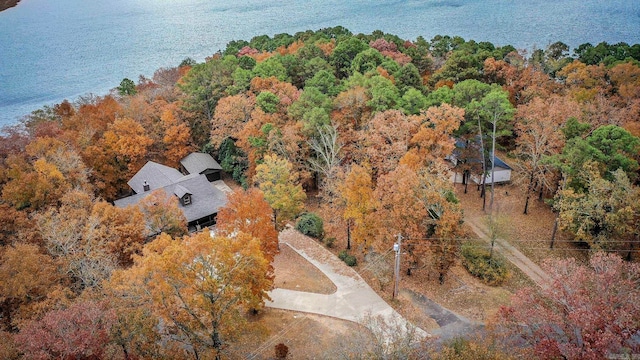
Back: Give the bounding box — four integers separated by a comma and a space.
401, 237, 639, 244
246, 315, 309, 360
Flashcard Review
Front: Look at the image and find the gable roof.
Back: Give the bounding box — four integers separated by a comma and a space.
449, 138, 511, 170
128, 161, 184, 194
174, 184, 192, 198
114, 175, 227, 223
492, 155, 511, 170
180, 152, 222, 175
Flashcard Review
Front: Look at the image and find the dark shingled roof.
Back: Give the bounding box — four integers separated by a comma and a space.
114, 175, 227, 223
180, 152, 222, 175
174, 184, 191, 198
128, 161, 184, 194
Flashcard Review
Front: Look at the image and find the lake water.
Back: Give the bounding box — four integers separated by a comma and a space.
1, 0, 639, 126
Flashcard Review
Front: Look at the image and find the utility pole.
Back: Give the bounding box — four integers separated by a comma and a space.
393, 234, 402, 299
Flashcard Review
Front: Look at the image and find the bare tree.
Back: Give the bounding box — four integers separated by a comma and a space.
308, 124, 343, 198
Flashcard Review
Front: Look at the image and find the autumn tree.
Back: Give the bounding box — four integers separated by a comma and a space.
415, 164, 464, 283
1, 137, 91, 210
36, 189, 118, 292
0, 244, 61, 332
254, 154, 306, 230
554, 163, 639, 252
401, 104, 464, 170
211, 93, 256, 149
514, 95, 581, 213
103, 117, 154, 175
216, 188, 279, 276
137, 189, 188, 238
160, 104, 194, 167
372, 165, 425, 252
339, 164, 377, 250
87, 201, 146, 266
15, 300, 116, 360
109, 231, 272, 359
497, 252, 640, 360
0, 204, 33, 246
307, 124, 343, 199
357, 109, 418, 178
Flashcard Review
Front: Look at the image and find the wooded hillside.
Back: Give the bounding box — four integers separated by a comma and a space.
1, 27, 639, 359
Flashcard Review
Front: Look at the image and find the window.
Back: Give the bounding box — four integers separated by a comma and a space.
182, 194, 192, 205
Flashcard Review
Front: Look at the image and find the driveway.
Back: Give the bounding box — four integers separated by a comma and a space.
465, 218, 550, 287
266, 227, 429, 340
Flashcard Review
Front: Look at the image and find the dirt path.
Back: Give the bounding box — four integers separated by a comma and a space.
465, 217, 550, 287
266, 227, 430, 340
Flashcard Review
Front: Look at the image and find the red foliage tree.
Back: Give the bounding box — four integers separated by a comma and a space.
497, 252, 640, 360
15, 300, 116, 360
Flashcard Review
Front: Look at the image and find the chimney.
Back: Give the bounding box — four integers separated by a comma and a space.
143, 180, 150, 192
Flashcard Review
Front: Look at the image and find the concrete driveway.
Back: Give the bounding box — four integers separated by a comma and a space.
266, 227, 429, 340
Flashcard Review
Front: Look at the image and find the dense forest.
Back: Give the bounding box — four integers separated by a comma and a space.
1, 27, 639, 359
0, 0, 19, 12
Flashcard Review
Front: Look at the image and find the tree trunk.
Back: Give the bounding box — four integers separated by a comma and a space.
273, 209, 280, 250
212, 328, 222, 360
489, 118, 497, 211
464, 171, 469, 194
482, 180, 487, 211
524, 173, 534, 215
346, 220, 351, 250
273, 209, 278, 231
538, 184, 544, 200
627, 235, 636, 261
550, 215, 558, 249
477, 114, 487, 211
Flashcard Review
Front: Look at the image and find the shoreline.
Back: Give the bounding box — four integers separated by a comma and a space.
0, 0, 20, 12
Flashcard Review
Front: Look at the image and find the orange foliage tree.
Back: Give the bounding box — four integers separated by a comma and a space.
211, 93, 256, 149
514, 95, 581, 213
357, 109, 419, 178
88, 201, 146, 266
372, 165, 425, 251
109, 231, 272, 359
0, 244, 61, 332
216, 188, 279, 272
401, 103, 463, 170
338, 164, 377, 251
137, 189, 188, 238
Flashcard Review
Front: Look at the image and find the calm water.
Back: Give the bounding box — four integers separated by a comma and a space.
1, 0, 639, 126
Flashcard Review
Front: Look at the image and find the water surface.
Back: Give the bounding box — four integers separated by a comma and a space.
1, 0, 639, 125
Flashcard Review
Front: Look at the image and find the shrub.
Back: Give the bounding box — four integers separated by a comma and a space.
344, 255, 357, 267
274, 343, 289, 359
339, 250, 357, 267
324, 237, 336, 248
461, 244, 509, 286
295, 213, 324, 238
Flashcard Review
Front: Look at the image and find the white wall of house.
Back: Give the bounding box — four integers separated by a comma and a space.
450, 171, 465, 184
470, 166, 511, 184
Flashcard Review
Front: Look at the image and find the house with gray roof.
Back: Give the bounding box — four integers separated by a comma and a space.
180, 152, 223, 182
114, 154, 228, 232
447, 138, 512, 185
128, 161, 184, 194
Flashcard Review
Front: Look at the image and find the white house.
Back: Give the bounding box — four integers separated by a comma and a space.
447, 139, 512, 185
